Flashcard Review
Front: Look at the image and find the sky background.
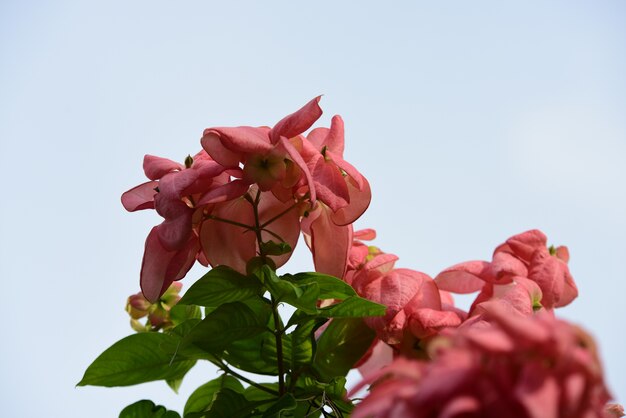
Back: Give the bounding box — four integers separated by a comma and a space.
1, 1, 625, 417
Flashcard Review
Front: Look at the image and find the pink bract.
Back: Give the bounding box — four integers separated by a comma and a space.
354, 307, 615, 418
346, 230, 462, 351
435, 229, 578, 311
122, 98, 372, 300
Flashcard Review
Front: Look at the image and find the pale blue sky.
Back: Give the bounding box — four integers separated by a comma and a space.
1, 1, 625, 417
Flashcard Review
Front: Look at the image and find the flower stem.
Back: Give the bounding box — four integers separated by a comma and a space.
247, 189, 287, 396
204, 214, 255, 231
210, 360, 279, 396
270, 295, 286, 396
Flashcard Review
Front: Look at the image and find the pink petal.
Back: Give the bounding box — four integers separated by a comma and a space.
362, 269, 440, 342
364, 253, 398, 273
435, 261, 491, 294
331, 175, 372, 226
204, 126, 272, 155
197, 179, 250, 205
439, 290, 455, 306
500, 229, 548, 261
440, 396, 481, 418
408, 308, 462, 339
559, 267, 578, 307
480, 301, 551, 344
515, 365, 559, 418
398, 269, 443, 312
143, 155, 183, 180
270, 96, 322, 144
556, 245, 570, 263
121, 181, 158, 211
156, 170, 201, 209
180, 159, 228, 196
201, 130, 241, 167
356, 338, 394, 377
324, 115, 345, 155
257, 191, 301, 268
528, 249, 565, 309
140, 227, 198, 302
463, 327, 515, 353
354, 228, 376, 240
311, 157, 350, 212
279, 136, 317, 204
325, 149, 364, 190
307, 115, 345, 155
165, 236, 200, 283
490, 251, 528, 282
306, 127, 329, 150
199, 197, 256, 273
306, 204, 352, 278
155, 203, 193, 251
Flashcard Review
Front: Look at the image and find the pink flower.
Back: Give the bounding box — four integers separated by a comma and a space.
199, 186, 303, 273
347, 231, 462, 351
123, 98, 372, 300
201, 97, 371, 279
435, 229, 578, 311
299, 116, 372, 278
201, 97, 322, 202
121, 151, 233, 301
353, 306, 615, 418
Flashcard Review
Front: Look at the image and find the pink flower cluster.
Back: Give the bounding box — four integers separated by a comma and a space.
120, 98, 620, 416
122, 97, 370, 301
347, 230, 621, 418
345, 230, 463, 358
351, 306, 616, 418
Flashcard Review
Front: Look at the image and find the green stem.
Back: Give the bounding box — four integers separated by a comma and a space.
259, 200, 299, 229
210, 360, 279, 396
204, 214, 255, 231
270, 295, 286, 396
245, 190, 287, 396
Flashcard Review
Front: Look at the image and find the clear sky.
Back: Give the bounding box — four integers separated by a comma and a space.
1, 1, 625, 417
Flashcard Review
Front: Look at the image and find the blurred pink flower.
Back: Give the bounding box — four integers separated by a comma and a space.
353, 305, 615, 418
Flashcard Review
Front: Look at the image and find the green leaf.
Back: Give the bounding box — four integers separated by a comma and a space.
261, 394, 297, 418
178, 266, 262, 308
318, 296, 386, 318
183, 302, 271, 354
295, 376, 347, 399
243, 383, 279, 402
289, 319, 320, 369
169, 304, 202, 326
224, 330, 278, 375
260, 331, 292, 372
282, 272, 356, 299
163, 319, 215, 362
313, 318, 376, 382
78, 333, 196, 387
119, 400, 180, 418
257, 265, 319, 313
166, 377, 183, 394
184, 375, 243, 417
188, 388, 257, 418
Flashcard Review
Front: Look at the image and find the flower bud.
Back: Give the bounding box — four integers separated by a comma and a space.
125, 282, 183, 332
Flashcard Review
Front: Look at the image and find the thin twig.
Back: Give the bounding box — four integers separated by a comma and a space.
210, 360, 280, 396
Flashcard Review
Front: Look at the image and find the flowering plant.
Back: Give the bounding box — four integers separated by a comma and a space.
79, 98, 622, 418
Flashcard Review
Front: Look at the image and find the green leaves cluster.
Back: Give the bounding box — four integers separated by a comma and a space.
79, 265, 385, 417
